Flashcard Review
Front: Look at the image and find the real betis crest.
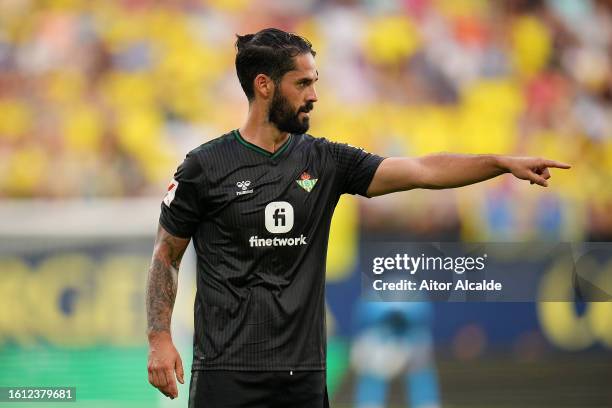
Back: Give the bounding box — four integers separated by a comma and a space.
296, 172, 318, 192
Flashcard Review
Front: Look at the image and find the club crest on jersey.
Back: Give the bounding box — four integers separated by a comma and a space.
163, 179, 178, 206
296, 172, 318, 193
236, 180, 254, 196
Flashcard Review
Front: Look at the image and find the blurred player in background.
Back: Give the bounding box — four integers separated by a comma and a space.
352, 301, 440, 408
145, 28, 570, 407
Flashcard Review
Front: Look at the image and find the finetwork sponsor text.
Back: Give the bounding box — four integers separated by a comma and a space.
249, 235, 307, 247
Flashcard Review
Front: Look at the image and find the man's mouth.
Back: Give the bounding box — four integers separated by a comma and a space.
299, 103, 314, 114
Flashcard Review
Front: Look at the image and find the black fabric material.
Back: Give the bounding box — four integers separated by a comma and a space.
160, 131, 385, 370
188, 370, 330, 408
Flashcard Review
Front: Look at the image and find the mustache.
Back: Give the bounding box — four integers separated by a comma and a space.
298, 102, 314, 113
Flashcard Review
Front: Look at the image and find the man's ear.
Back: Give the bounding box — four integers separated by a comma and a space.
253, 74, 274, 99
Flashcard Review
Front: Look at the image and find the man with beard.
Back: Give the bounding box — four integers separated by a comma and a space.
145, 28, 570, 407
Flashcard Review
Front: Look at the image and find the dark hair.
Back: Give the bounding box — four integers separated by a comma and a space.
235, 28, 316, 101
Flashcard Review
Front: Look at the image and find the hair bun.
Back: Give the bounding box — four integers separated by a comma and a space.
235, 34, 255, 50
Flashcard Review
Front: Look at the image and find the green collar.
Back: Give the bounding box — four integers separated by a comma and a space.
233, 129, 293, 159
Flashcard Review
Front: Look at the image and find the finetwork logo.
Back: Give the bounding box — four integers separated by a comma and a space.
265, 201, 293, 233
249, 201, 307, 247
249, 235, 307, 247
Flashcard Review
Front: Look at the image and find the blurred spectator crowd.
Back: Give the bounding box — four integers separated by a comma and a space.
0, 0, 611, 240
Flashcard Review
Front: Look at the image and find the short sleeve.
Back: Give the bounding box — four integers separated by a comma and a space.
159, 152, 204, 238
328, 141, 385, 197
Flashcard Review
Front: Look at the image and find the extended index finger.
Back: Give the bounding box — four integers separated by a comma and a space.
542, 159, 571, 169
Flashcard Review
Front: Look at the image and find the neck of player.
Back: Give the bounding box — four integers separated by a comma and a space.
240, 104, 289, 154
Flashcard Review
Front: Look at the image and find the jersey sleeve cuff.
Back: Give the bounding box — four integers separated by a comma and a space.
158, 214, 194, 239
361, 156, 386, 198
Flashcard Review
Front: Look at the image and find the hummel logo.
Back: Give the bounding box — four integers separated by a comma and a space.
236, 180, 253, 196
237, 181, 251, 190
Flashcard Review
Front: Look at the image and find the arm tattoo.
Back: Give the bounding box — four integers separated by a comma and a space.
146, 225, 190, 335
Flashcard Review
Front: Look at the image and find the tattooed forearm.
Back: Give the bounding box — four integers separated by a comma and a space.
146, 225, 190, 336
146, 258, 178, 334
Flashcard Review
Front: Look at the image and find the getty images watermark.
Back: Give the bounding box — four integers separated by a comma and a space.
361, 242, 612, 302
371, 252, 499, 292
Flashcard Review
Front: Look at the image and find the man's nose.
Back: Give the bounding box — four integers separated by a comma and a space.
308, 85, 318, 103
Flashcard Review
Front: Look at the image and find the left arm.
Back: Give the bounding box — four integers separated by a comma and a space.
367, 153, 571, 197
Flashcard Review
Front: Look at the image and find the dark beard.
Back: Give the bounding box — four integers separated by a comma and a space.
268, 89, 312, 134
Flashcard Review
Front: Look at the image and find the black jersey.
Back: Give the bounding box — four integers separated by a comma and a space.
159, 130, 384, 371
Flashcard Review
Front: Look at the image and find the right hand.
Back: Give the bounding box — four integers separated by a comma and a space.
500, 156, 571, 187
147, 332, 185, 399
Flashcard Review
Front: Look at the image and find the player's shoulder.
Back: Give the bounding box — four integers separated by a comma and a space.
188, 131, 237, 158
298, 133, 355, 147
296, 134, 359, 156
175, 131, 236, 177
298, 133, 328, 143
294, 133, 335, 150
